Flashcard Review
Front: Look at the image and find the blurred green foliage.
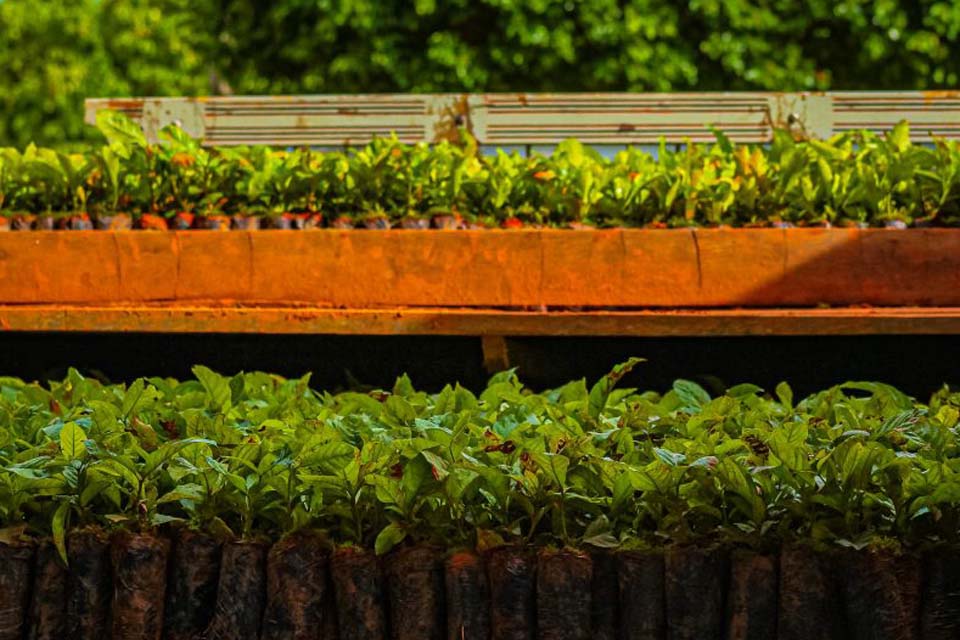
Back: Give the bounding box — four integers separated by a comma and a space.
0, 0, 208, 148
1, 0, 958, 147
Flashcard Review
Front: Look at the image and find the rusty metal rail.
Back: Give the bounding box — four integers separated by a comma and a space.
85, 92, 960, 146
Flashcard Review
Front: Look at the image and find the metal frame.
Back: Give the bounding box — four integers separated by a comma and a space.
85, 92, 960, 146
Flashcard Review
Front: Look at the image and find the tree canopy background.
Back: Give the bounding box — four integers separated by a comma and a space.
1, 0, 958, 147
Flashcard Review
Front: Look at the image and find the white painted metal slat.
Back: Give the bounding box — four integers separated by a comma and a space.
84, 92, 960, 147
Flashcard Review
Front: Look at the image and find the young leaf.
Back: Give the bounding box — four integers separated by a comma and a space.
776, 381, 794, 410
375, 523, 407, 555
59, 422, 86, 461
192, 365, 232, 412
95, 110, 147, 148
588, 357, 645, 418
52, 501, 70, 564
673, 379, 711, 410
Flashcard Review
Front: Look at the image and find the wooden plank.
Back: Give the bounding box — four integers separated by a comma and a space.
1, 230, 960, 308
3, 305, 960, 336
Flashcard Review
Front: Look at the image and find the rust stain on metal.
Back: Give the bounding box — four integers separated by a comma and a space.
430, 94, 473, 144
922, 90, 960, 103
762, 93, 813, 141
103, 99, 145, 111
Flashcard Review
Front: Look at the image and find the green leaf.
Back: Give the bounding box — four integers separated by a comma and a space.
673, 379, 710, 410
375, 523, 407, 555
775, 382, 793, 410
709, 126, 733, 154
935, 405, 959, 428
446, 466, 479, 500
727, 383, 763, 398
420, 450, 449, 481
96, 458, 141, 489
158, 483, 205, 504
303, 442, 356, 474
401, 455, 433, 506
889, 120, 911, 153
192, 365, 232, 412
121, 379, 146, 417
393, 374, 415, 397
834, 404, 861, 431
95, 110, 147, 148
59, 422, 86, 460
229, 374, 246, 405
588, 357, 644, 418
52, 501, 69, 565
384, 396, 416, 425
531, 452, 569, 486
653, 448, 686, 467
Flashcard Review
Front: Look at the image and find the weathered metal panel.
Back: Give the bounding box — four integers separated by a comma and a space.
478, 93, 771, 144
85, 92, 960, 147
831, 91, 960, 138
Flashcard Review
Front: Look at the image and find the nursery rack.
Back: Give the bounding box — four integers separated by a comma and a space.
2, 92, 959, 348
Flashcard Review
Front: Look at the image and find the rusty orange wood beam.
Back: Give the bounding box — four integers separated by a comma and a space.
1, 229, 960, 309
3, 305, 960, 336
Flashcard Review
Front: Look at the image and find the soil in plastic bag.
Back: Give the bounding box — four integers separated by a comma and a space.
261, 532, 331, 640
322, 569, 340, 640
163, 529, 222, 640
66, 529, 112, 640
726, 550, 777, 640
27, 540, 67, 640
842, 548, 920, 640
445, 551, 490, 640
330, 547, 386, 640
203, 540, 268, 640
110, 532, 170, 640
921, 547, 960, 639
589, 550, 618, 640
664, 546, 727, 640
536, 549, 592, 640
486, 546, 537, 640
778, 545, 846, 640
0, 539, 34, 640
618, 550, 665, 640
384, 546, 444, 640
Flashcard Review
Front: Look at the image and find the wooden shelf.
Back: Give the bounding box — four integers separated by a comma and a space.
2, 229, 960, 335
2, 229, 960, 308
3, 305, 960, 336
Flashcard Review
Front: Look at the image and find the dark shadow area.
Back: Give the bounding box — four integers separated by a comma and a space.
504, 335, 960, 400
0, 333, 486, 392
0, 333, 957, 400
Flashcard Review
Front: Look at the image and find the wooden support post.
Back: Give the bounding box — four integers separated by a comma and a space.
481, 336, 511, 374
